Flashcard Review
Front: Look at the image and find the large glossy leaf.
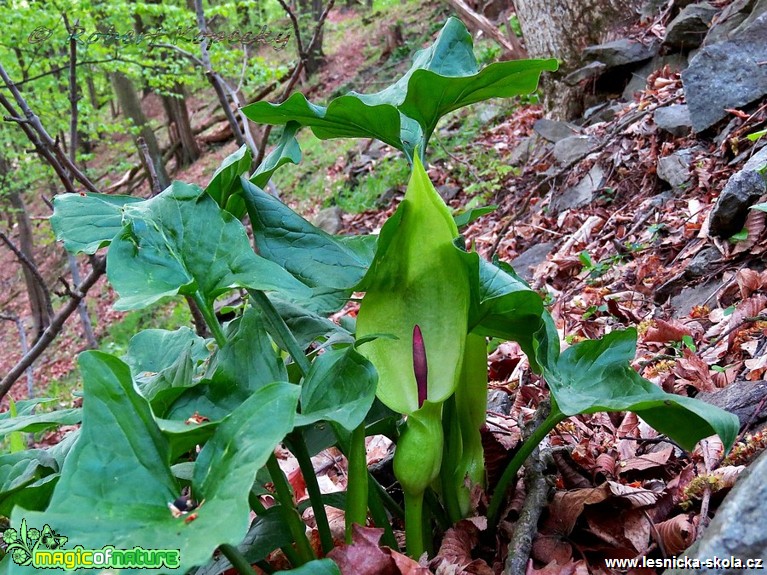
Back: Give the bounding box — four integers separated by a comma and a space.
167, 309, 287, 421
250, 121, 303, 189
0, 450, 58, 516
468, 257, 546, 371
543, 329, 739, 451
206, 145, 252, 218
50, 192, 144, 254
241, 178, 368, 313
0, 409, 81, 438
124, 327, 210, 415
243, 18, 555, 158
106, 181, 310, 310
268, 297, 354, 349
11, 352, 299, 575
296, 346, 378, 430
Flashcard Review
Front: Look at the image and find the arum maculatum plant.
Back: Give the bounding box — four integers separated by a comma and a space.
0, 16, 739, 575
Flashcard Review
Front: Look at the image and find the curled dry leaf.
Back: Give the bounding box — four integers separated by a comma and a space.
618, 445, 674, 474
654, 514, 696, 556
736, 268, 764, 299
431, 520, 493, 575
727, 294, 767, 348
673, 350, 716, 393
710, 465, 746, 489
731, 206, 766, 255
594, 452, 616, 479
326, 525, 399, 575
643, 319, 692, 345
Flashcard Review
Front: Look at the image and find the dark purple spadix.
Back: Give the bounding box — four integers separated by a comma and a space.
413, 324, 428, 408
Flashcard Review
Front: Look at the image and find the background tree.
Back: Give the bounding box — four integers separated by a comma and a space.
512, 0, 641, 118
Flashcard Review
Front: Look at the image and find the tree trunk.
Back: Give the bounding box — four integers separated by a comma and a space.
110, 71, 171, 189
301, 0, 327, 77
512, 0, 641, 119
162, 84, 200, 168
7, 192, 50, 341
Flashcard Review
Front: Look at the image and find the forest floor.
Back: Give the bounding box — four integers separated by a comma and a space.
1, 0, 767, 572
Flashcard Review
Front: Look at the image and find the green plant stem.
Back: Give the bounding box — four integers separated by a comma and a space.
367, 475, 398, 549
249, 289, 311, 376
219, 544, 257, 575
289, 430, 334, 554
403, 491, 426, 558
249, 491, 302, 567
266, 454, 315, 564
486, 410, 566, 528
192, 291, 227, 347
345, 422, 369, 542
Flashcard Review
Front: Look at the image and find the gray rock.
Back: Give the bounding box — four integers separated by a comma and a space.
437, 184, 460, 202
550, 164, 605, 214
553, 136, 599, 165
682, 12, 767, 132
533, 119, 580, 143
510, 242, 554, 281
686, 246, 722, 277
654, 104, 693, 137
709, 169, 767, 238
657, 149, 694, 188
702, 0, 752, 45
743, 145, 767, 173
664, 2, 719, 48
510, 135, 541, 166
312, 206, 343, 234
670, 280, 720, 317
622, 53, 689, 99
664, 449, 767, 574
564, 61, 607, 86
477, 103, 501, 123
487, 389, 513, 415
583, 38, 659, 68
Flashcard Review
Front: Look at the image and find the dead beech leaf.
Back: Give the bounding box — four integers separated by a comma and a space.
618, 445, 674, 474
654, 514, 696, 555
595, 452, 616, 478
731, 207, 766, 255
605, 481, 661, 507
391, 551, 431, 575
431, 519, 493, 575
643, 319, 691, 344
327, 525, 399, 575
736, 268, 764, 299
745, 354, 767, 380
673, 350, 716, 392
710, 465, 745, 489
727, 294, 767, 347
530, 559, 589, 575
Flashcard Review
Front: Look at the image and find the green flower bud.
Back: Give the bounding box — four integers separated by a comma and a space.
393, 401, 444, 497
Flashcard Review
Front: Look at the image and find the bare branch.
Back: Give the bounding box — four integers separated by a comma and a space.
0, 230, 53, 320
0, 256, 106, 401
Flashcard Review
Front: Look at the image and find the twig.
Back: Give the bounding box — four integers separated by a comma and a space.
698, 314, 767, 355
137, 136, 162, 196
0, 230, 53, 320
0, 256, 106, 401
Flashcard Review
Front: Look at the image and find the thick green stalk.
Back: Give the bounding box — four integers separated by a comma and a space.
266, 454, 315, 564
192, 291, 227, 347
345, 422, 369, 542
289, 430, 334, 554
250, 291, 334, 553
219, 544, 258, 575
403, 491, 426, 559
486, 410, 566, 528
